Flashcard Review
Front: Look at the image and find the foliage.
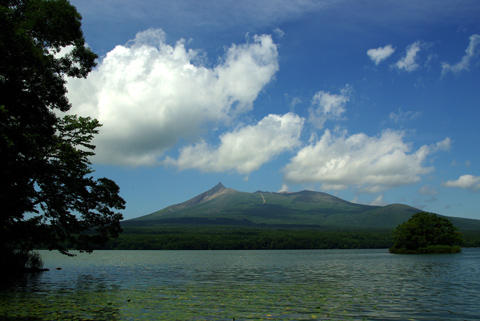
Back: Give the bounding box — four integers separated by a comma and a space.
0, 0, 125, 271
2, 250, 44, 274
94, 226, 394, 250
99, 223, 480, 251
389, 212, 463, 254
462, 230, 480, 247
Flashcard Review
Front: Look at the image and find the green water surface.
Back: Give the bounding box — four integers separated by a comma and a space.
1, 249, 479, 320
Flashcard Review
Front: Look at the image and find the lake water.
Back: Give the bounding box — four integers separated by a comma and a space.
1, 249, 480, 320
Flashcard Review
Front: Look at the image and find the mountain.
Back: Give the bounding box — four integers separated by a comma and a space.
124, 183, 480, 230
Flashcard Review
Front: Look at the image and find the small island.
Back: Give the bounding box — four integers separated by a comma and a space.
389, 212, 463, 254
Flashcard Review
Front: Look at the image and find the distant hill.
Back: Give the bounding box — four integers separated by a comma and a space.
124, 183, 480, 231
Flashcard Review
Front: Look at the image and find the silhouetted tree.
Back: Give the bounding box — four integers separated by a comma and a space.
1, 0, 125, 272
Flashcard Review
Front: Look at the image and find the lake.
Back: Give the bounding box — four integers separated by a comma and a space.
1, 249, 480, 320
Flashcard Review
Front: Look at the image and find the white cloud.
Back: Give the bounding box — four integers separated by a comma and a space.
370, 195, 385, 206
283, 129, 451, 193
278, 184, 289, 193
367, 44, 395, 65
442, 34, 480, 75
290, 97, 302, 110
395, 41, 422, 72
165, 113, 304, 175
273, 28, 285, 38
308, 85, 352, 129
66, 29, 279, 166
443, 175, 480, 192
431, 137, 451, 152
389, 108, 422, 123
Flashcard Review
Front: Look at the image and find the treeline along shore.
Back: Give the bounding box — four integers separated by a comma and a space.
86, 226, 480, 251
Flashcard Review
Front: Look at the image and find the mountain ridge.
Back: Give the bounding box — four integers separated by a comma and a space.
154, 182, 229, 212
125, 183, 480, 230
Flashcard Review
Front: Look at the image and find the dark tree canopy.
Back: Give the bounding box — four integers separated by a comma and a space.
389, 212, 463, 254
1, 0, 125, 269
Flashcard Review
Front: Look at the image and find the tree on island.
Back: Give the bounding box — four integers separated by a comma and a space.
1, 0, 125, 273
389, 212, 463, 254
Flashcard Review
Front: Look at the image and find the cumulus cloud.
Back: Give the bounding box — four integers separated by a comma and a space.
367, 44, 395, 65
442, 34, 480, 75
308, 85, 352, 129
165, 113, 304, 175
395, 41, 422, 72
66, 29, 279, 166
443, 175, 480, 192
283, 129, 451, 193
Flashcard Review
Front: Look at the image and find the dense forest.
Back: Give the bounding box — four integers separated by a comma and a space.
83, 226, 480, 251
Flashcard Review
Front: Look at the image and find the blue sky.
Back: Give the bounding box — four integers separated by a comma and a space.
67, 0, 480, 220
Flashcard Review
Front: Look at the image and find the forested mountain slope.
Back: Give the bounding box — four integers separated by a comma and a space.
124, 183, 480, 230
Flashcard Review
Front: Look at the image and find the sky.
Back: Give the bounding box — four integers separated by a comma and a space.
66, 0, 480, 220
